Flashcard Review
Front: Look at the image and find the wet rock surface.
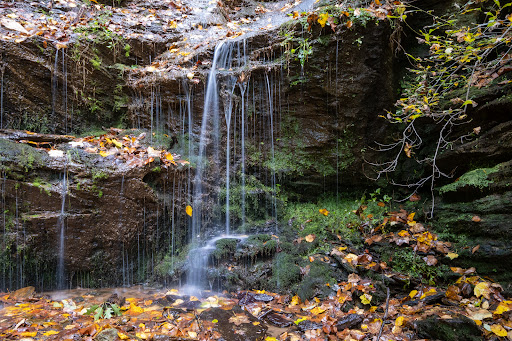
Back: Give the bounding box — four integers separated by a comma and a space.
414, 315, 482, 341
0, 129, 187, 289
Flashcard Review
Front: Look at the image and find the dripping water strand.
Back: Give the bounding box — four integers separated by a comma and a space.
52, 48, 59, 122
265, 72, 277, 225
57, 166, 68, 289
0, 58, 5, 129
223, 78, 237, 235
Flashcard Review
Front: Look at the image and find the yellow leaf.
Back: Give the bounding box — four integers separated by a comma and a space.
494, 301, 511, 315
186, 205, 193, 217
111, 139, 123, 148
319, 208, 329, 216
118, 332, 130, 340
360, 293, 372, 305
169, 21, 177, 29
290, 295, 301, 306
310, 306, 325, 315
409, 290, 418, 298
491, 324, 508, 337
318, 13, 329, 27
395, 316, 405, 327
43, 330, 59, 336
474, 282, 491, 299
20, 332, 37, 337
265, 337, 278, 341
420, 288, 437, 299
407, 212, 415, 222
252, 321, 260, 325
446, 252, 459, 260
305, 234, 316, 242
126, 302, 144, 315
99, 150, 109, 157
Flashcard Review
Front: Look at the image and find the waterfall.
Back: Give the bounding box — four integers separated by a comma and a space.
56, 170, 67, 289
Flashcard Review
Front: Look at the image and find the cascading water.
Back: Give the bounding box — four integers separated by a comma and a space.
56, 169, 67, 289
223, 77, 237, 235
186, 40, 253, 292
0, 60, 4, 129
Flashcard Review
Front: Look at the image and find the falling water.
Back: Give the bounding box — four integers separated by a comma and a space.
265, 73, 278, 224
52, 48, 59, 122
187, 41, 241, 291
0, 60, 4, 129
223, 78, 237, 235
238, 78, 247, 227
57, 170, 67, 289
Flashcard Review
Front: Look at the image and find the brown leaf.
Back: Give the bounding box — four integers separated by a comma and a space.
472, 245, 480, 254
423, 255, 438, 266
229, 313, 251, 326
404, 142, 413, 158
409, 193, 421, 202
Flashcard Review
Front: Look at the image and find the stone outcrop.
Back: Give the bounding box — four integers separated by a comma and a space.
0, 130, 187, 289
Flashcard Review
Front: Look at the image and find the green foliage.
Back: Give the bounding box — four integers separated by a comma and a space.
373, 1, 512, 215
85, 302, 122, 320
439, 165, 499, 194
92, 169, 109, 181
285, 197, 362, 245
384, 248, 449, 285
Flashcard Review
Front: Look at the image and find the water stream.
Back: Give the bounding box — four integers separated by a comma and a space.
56, 170, 68, 289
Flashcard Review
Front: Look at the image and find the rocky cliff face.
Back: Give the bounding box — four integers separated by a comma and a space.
0, 0, 511, 292
0, 129, 188, 290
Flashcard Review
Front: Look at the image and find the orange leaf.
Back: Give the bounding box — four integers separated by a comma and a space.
319, 208, 329, 216
472, 245, 480, 254
126, 302, 144, 316
472, 216, 481, 222
186, 205, 193, 217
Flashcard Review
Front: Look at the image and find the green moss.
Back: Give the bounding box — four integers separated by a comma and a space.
0, 139, 44, 173
212, 238, 239, 260
271, 253, 301, 290
296, 261, 335, 300
31, 177, 52, 196
439, 165, 500, 194
383, 248, 450, 285
92, 170, 109, 181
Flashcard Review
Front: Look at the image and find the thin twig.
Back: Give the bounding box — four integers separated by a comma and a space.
377, 287, 390, 341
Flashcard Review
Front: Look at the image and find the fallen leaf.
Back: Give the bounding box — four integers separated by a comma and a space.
305, 234, 316, 243
474, 282, 491, 299
490, 324, 508, 337
317, 13, 329, 27
1, 18, 29, 34
186, 205, 193, 217
446, 252, 458, 260
360, 293, 372, 305
472, 245, 480, 254
319, 208, 329, 216
423, 255, 438, 266
126, 302, 144, 315
229, 313, 251, 326
472, 216, 481, 222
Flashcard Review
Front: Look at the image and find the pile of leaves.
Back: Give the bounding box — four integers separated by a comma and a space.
1, 205, 511, 340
